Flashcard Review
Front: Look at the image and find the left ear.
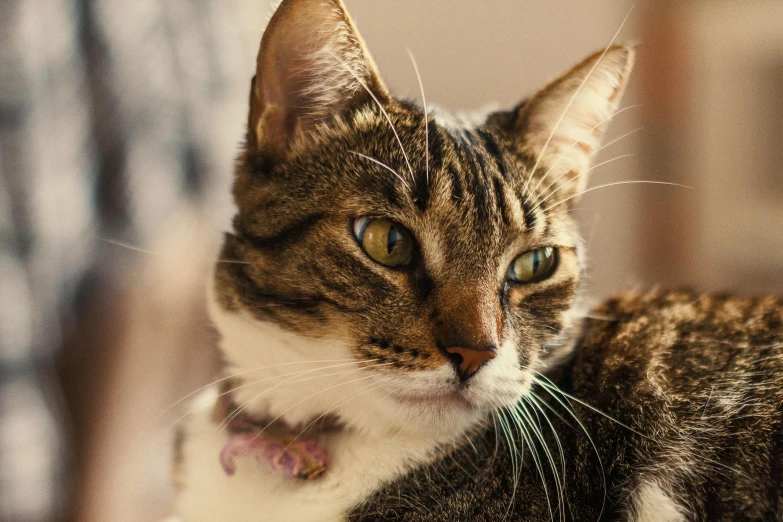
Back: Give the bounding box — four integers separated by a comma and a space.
513, 45, 635, 203
248, 0, 388, 161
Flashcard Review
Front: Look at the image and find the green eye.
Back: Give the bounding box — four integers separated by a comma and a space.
353, 217, 414, 267
507, 247, 557, 283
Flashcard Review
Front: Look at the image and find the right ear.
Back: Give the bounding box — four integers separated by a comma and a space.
249, 0, 388, 160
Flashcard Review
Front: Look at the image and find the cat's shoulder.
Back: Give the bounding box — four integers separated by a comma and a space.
569, 288, 783, 398
579, 289, 782, 354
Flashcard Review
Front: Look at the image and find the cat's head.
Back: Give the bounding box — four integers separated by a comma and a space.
210, 0, 633, 436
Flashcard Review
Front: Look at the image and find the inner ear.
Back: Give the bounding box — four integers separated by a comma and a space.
249, 0, 388, 159
511, 45, 635, 207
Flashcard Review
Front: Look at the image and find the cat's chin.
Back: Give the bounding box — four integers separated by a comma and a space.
373, 390, 519, 437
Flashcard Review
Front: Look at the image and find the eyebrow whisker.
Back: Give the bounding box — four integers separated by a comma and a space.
349, 151, 412, 191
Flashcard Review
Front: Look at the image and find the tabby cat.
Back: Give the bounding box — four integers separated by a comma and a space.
171, 1, 783, 520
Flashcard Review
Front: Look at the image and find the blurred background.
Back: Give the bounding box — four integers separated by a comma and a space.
0, 0, 781, 520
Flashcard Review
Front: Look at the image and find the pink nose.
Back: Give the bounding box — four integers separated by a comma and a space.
444, 346, 496, 381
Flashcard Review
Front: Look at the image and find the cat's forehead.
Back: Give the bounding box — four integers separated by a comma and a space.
270, 101, 574, 267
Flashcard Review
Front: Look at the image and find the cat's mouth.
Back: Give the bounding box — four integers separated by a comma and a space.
389, 389, 475, 408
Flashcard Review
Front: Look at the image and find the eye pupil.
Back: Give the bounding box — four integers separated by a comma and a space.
387, 226, 398, 254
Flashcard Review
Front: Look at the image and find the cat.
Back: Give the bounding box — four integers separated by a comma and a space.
170, 0, 783, 520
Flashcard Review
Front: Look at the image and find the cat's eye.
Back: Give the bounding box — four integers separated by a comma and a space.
353, 218, 414, 267
507, 247, 558, 283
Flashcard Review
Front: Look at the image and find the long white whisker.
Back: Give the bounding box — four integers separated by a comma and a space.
495, 408, 522, 518
284, 377, 392, 450
528, 105, 642, 201
522, 397, 566, 521
531, 376, 607, 521
529, 390, 574, 429
542, 180, 692, 213
217, 362, 392, 433
594, 127, 643, 155
531, 125, 643, 209
98, 237, 251, 265
535, 153, 636, 208
521, 6, 634, 198
349, 151, 411, 190
237, 372, 382, 455
407, 49, 429, 186
161, 358, 359, 417
165, 359, 376, 432
532, 372, 646, 438
517, 402, 562, 521
507, 405, 552, 521
328, 52, 415, 183
216, 368, 360, 433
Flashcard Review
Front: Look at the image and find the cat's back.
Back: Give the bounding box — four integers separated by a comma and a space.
352, 290, 783, 521
576, 289, 783, 391
569, 290, 783, 521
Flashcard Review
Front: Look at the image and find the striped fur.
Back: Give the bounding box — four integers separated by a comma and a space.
351, 291, 783, 521
173, 1, 781, 520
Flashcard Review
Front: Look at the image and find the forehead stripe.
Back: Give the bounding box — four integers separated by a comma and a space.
240, 213, 325, 251
476, 128, 507, 179
521, 200, 537, 231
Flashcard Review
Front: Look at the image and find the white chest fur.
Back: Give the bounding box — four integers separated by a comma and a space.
174, 388, 448, 522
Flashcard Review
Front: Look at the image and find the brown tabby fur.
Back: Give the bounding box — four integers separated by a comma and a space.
350, 290, 783, 520
196, 0, 783, 520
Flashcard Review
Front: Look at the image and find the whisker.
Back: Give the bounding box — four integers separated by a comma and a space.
532, 372, 646, 438
284, 378, 393, 451
349, 151, 411, 190
506, 405, 552, 521
518, 401, 563, 522
594, 127, 643, 154
494, 408, 522, 518
523, 396, 567, 521
521, 6, 635, 198
542, 180, 692, 213
491, 411, 501, 461
527, 105, 642, 202
165, 360, 380, 433
464, 434, 480, 457
216, 362, 392, 433
543, 206, 584, 219
534, 372, 756, 499
328, 52, 415, 183
529, 390, 575, 429
497, 407, 523, 521
217, 368, 358, 433
407, 49, 429, 186
236, 371, 384, 456
534, 153, 637, 208
98, 237, 250, 265
161, 358, 359, 416
530, 374, 608, 520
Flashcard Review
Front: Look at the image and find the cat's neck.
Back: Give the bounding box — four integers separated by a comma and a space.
177, 385, 462, 522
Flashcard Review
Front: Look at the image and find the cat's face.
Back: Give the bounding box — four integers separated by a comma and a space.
211, 0, 633, 435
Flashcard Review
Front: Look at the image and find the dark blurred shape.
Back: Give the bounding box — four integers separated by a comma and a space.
0, 0, 245, 519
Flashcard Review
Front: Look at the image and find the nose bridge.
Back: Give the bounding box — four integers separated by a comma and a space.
435, 283, 500, 350
434, 282, 501, 382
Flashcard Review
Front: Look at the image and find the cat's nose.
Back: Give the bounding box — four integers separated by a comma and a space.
444, 345, 496, 382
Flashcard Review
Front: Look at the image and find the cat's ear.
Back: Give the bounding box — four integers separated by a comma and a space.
513, 45, 635, 202
248, 0, 387, 159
